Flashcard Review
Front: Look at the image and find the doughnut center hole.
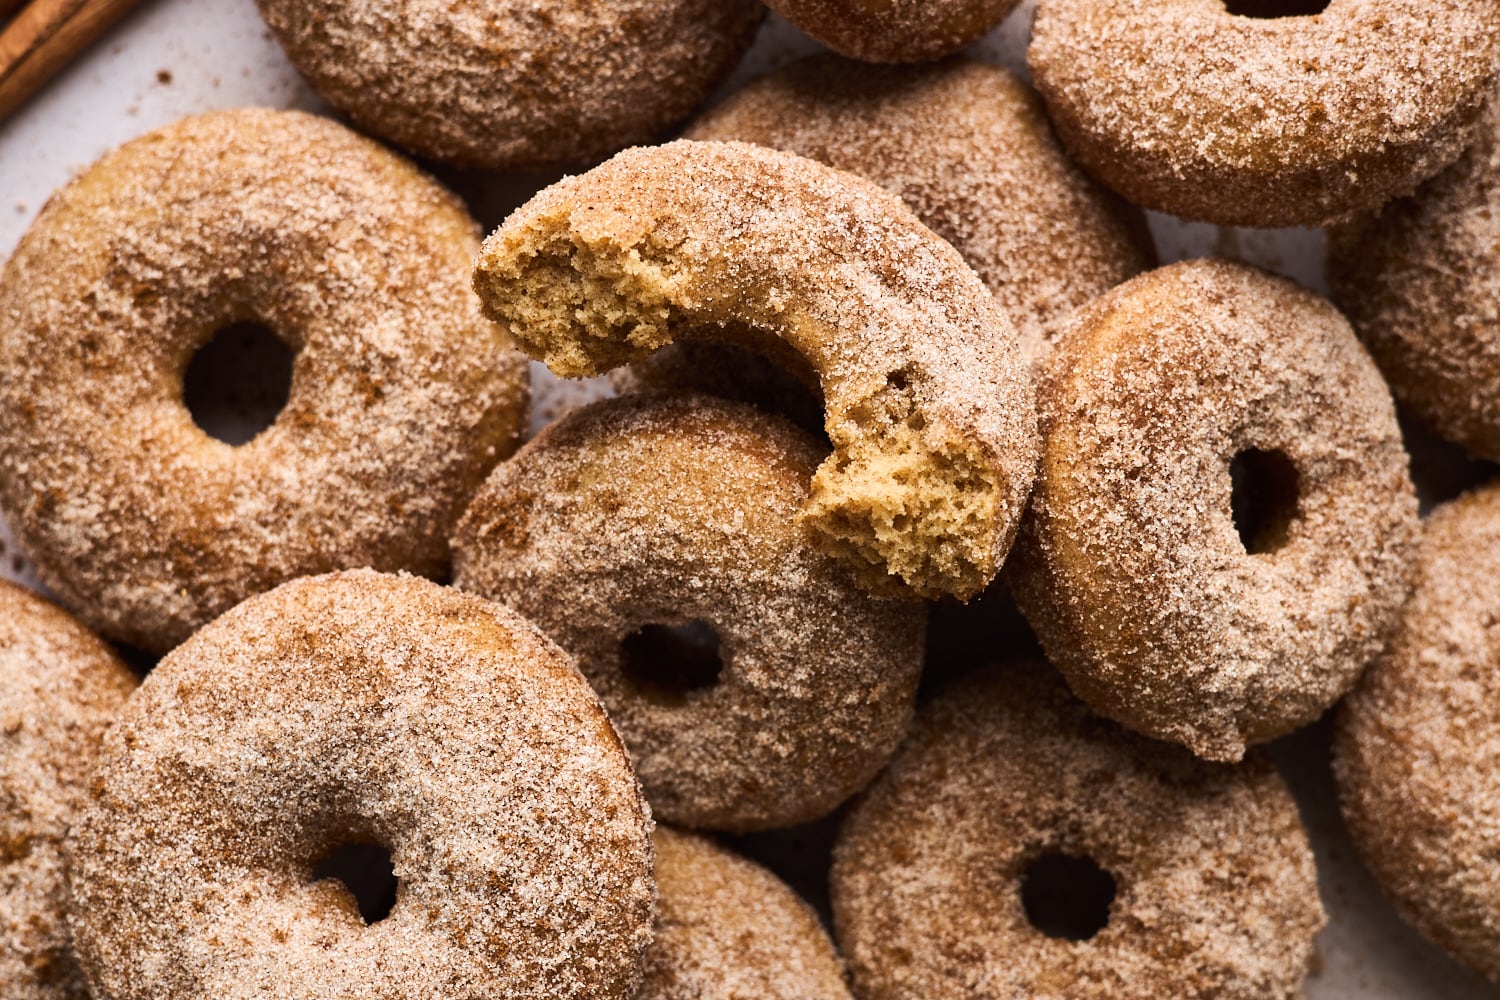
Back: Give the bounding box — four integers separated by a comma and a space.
1230, 448, 1301, 554
620, 620, 724, 707
1223, 0, 1329, 18
183, 321, 295, 445
1021, 852, 1116, 941
312, 842, 398, 925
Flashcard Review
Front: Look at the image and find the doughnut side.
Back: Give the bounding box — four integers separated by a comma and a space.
764, 0, 1022, 63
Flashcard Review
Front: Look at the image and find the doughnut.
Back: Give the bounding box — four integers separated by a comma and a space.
65, 570, 654, 1000
831, 665, 1326, 1000
473, 139, 1038, 601
1334, 482, 1500, 982
1328, 100, 1500, 461
0, 581, 136, 1000
640, 827, 851, 999
1009, 259, 1418, 761
1028, 0, 1500, 228
255, 0, 764, 170
0, 108, 529, 653
764, 0, 1020, 64
684, 56, 1153, 363
452, 394, 925, 831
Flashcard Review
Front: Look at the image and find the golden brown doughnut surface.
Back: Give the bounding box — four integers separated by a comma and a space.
0, 582, 136, 1000
831, 666, 1325, 1000
1010, 259, 1418, 760
473, 139, 1038, 601
765, 0, 1020, 63
453, 395, 925, 831
0, 109, 528, 653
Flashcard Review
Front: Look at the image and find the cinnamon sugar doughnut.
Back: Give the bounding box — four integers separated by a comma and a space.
1029, 0, 1500, 228
452, 394, 925, 832
765, 0, 1020, 64
831, 666, 1325, 1000
256, 0, 763, 170
1, 581, 136, 1000
1334, 482, 1500, 982
0, 109, 528, 653
640, 827, 851, 999
65, 570, 654, 1000
1010, 259, 1418, 761
473, 139, 1038, 601
1329, 100, 1500, 462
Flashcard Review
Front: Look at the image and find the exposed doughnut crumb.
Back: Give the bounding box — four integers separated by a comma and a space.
764, 0, 1021, 63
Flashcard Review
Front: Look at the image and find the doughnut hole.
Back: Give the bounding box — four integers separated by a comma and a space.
182, 321, 296, 445
620, 620, 725, 707
1230, 448, 1301, 555
311, 841, 398, 925
1222, 0, 1330, 18
1019, 851, 1117, 941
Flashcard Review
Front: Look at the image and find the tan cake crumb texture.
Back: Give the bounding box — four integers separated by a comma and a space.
1334, 482, 1500, 983
64, 570, 655, 1000
765, 0, 1022, 63
1010, 258, 1419, 761
0, 581, 137, 1000
473, 139, 1039, 602
832, 664, 1326, 1000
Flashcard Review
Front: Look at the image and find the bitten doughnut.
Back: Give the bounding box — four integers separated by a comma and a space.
452, 395, 925, 831
1, 582, 136, 1000
256, 0, 763, 170
640, 828, 851, 999
66, 571, 654, 1000
1329, 100, 1500, 462
1029, 0, 1500, 228
0, 109, 529, 653
1010, 260, 1418, 761
473, 139, 1038, 601
832, 666, 1325, 999
764, 0, 1020, 64
1335, 483, 1500, 982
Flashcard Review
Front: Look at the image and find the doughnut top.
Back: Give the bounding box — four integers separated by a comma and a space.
765, 0, 1021, 63
687, 56, 1152, 362
0, 581, 136, 1000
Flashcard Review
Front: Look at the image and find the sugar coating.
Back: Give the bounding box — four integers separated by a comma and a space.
1329, 99, 1500, 462
1010, 259, 1419, 761
0, 581, 136, 1000
0, 108, 529, 653
255, 0, 763, 170
1334, 483, 1500, 983
1029, 0, 1500, 228
65, 570, 655, 1000
638, 827, 851, 1000
453, 394, 925, 832
764, 0, 1020, 63
473, 139, 1039, 601
831, 665, 1326, 1000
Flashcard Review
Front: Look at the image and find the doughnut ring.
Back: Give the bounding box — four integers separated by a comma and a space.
831, 665, 1326, 999
1009, 259, 1419, 761
1335, 482, 1500, 982
0, 109, 529, 653
256, 0, 764, 170
764, 0, 1021, 64
452, 394, 926, 832
1329, 100, 1500, 461
473, 139, 1038, 601
0, 581, 136, 1000
1029, 0, 1500, 228
65, 570, 654, 1000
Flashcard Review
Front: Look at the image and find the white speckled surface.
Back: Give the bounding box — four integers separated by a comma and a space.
0, 1, 1492, 995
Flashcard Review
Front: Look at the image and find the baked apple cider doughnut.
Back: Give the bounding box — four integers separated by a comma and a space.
1010, 259, 1418, 761
764, 0, 1021, 64
66, 571, 654, 1000
473, 139, 1038, 601
832, 666, 1326, 1000
1029, 0, 1500, 228
0, 581, 137, 1000
256, 0, 763, 170
0, 108, 529, 654
452, 394, 925, 832
1335, 482, 1500, 983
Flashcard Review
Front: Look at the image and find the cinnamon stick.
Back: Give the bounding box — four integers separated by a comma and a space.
0, 0, 147, 127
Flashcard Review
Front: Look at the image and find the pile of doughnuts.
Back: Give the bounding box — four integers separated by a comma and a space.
2, 1, 1499, 997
